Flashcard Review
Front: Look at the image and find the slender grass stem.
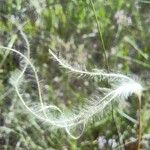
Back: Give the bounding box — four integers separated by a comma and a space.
88, 2, 124, 147
137, 95, 142, 150
89, 0, 109, 70
112, 108, 124, 150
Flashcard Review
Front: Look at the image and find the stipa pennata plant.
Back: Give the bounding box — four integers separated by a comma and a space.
0, 43, 143, 140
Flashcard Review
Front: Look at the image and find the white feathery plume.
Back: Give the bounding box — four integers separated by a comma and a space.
49, 49, 143, 96
49, 49, 132, 81
0, 46, 143, 139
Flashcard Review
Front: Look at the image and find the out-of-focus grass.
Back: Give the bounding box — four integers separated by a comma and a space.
0, 0, 150, 149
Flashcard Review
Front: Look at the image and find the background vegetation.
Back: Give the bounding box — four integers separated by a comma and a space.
0, 0, 150, 149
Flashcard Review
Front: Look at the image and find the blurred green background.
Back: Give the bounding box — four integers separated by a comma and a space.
0, 0, 150, 149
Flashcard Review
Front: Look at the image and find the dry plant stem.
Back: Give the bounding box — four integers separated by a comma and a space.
137, 95, 141, 150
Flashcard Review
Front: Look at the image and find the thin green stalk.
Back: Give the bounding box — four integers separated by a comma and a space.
89, 0, 109, 70
89, 2, 125, 148
137, 95, 142, 150
112, 108, 124, 150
